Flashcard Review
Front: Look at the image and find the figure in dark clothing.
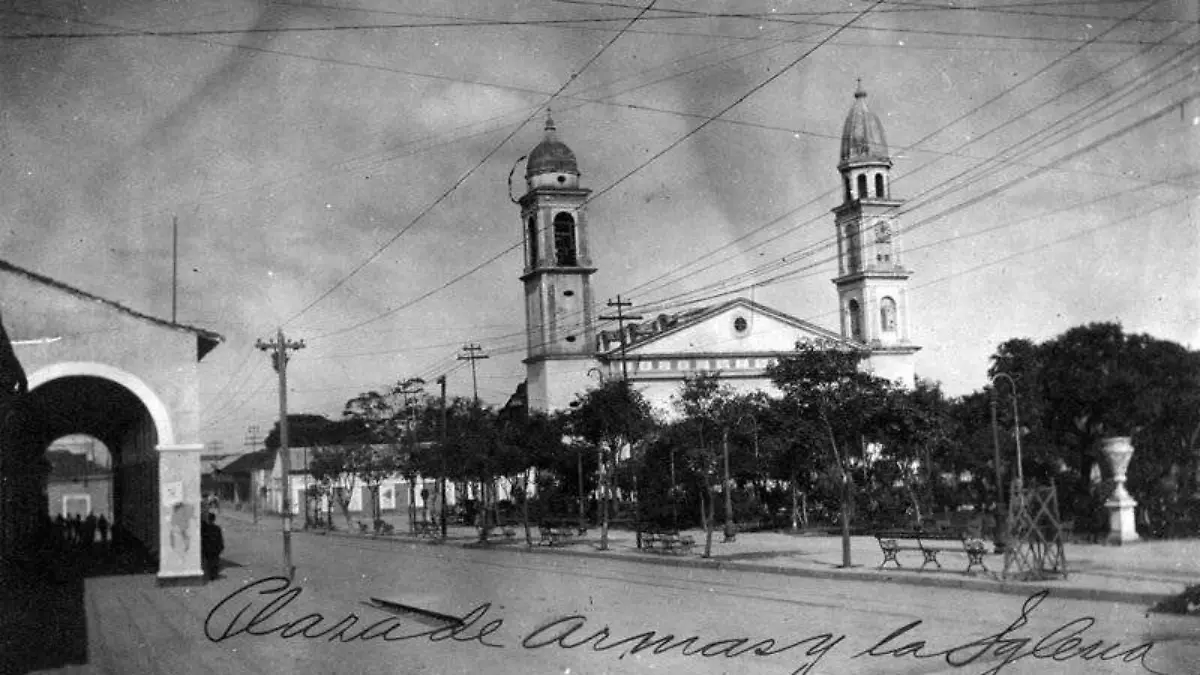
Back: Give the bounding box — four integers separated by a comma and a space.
97, 515, 110, 545
201, 512, 224, 580
83, 513, 97, 548
71, 513, 83, 545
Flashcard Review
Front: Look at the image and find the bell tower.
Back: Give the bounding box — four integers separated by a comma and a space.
519, 112, 599, 411
832, 83, 920, 386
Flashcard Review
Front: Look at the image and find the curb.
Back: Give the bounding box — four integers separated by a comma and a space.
227, 518, 1174, 608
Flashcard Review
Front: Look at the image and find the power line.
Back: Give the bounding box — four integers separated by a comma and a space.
297, 1, 663, 334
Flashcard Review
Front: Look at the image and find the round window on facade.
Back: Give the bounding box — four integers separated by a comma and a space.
563, 290, 575, 297
565, 335, 577, 343
733, 316, 748, 333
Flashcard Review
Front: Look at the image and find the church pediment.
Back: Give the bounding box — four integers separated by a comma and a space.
599, 298, 853, 358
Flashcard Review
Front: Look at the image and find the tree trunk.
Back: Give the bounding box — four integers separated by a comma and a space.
599, 447, 610, 551
839, 472, 858, 568
790, 473, 799, 533
478, 478, 492, 542
905, 477, 923, 528
523, 469, 534, 547
703, 485, 714, 558
820, 412, 852, 569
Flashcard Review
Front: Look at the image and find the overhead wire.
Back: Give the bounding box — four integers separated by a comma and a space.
278, 0, 663, 330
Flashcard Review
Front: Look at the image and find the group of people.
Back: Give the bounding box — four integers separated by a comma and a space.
53, 511, 109, 547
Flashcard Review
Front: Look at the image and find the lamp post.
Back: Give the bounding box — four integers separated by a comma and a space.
991, 373, 1024, 492
722, 414, 758, 543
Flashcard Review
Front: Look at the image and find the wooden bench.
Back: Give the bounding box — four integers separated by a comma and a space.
414, 521, 439, 538
875, 530, 989, 574
639, 530, 695, 555
538, 524, 575, 547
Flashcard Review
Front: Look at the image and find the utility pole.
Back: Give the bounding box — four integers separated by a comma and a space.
397, 377, 425, 533
600, 295, 642, 381
171, 215, 178, 323
457, 344, 488, 406
244, 425, 261, 523
599, 296, 642, 550
437, 375, 448, 539
256, 328, 305, 581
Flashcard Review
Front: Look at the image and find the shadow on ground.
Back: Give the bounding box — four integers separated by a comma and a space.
0, 540, 156, 675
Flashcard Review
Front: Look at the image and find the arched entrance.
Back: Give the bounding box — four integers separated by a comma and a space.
22, 363, 204, 581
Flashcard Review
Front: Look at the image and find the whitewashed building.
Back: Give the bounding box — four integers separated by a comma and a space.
516, 85, 920, 415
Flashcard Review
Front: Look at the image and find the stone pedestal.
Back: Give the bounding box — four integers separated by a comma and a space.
1100, 436, 1140, 546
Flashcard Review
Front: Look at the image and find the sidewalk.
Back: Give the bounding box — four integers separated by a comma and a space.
220, 508, 1198, 607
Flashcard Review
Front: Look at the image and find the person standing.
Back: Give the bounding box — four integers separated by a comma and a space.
97, 514, 110, 545
200, 512, 224, 580
83, 512, 97, 549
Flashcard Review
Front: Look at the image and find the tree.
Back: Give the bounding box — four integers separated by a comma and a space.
767, 342, 893, 567
982, 323, 1200, 537
568, 378, 656, 551
309, 445, 358, 529
873, 380, 955, 526
672, 372, 729, 557
263, 414, 337, 451
497, 409, 566, 546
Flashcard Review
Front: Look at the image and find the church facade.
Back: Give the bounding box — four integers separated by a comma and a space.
518, 86, 920, 415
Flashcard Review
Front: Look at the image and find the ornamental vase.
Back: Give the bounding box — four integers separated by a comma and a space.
1099, 436, 1139, 545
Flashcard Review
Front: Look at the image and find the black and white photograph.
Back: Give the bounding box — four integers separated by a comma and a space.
1, 1, 1198, 673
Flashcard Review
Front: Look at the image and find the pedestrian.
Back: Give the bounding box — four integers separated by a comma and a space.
84, 512, 97, 548
71, 513, 82, 545
97, 514, 110, 545
201, 512, 224, 580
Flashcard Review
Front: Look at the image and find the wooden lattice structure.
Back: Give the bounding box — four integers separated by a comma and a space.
1003, 481, 1069, 580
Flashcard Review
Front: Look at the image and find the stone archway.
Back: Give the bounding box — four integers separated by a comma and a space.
27, 362, 175, 446
25, 363, 203, 582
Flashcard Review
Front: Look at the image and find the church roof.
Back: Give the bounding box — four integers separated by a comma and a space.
597, 297, 852, 356
839, 82, 890, 167
0, 258, 224, 360
525, 112, 579, 178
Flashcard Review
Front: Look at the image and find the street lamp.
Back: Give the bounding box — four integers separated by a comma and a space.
722, 414, 758, 543
991, 372, 1024, 492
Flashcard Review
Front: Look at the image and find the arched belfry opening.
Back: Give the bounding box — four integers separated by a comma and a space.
553, 212, 578, 266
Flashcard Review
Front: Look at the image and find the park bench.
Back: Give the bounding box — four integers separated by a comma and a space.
538, 523, 576, 547
639, 530, 696, 555
874, 530, 990, 574
414, 520, 439, 538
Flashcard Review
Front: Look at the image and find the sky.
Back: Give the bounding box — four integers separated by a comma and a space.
2, 0, 1197, 456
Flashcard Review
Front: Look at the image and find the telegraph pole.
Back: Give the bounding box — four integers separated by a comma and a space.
600, 295, 642, 381
244, 425, 261, 523
457, 344, 488, 406
598, 296, 641, 551
397, 377, 425, 532
256, 328, 305, 580
437, 375, 448, 539
171, 215, 179, 323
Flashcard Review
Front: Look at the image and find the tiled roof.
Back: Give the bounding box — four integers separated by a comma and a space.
0, 258, 224, 359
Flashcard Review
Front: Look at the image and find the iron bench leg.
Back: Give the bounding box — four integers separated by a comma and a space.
878, 544, 902, 569
920, 548, 942, 570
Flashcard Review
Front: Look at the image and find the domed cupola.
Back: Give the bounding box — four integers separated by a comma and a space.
839, 81, 891, 170
526, 111, 580, 189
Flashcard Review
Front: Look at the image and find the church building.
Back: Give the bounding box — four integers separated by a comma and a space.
517, 85, 920, 415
